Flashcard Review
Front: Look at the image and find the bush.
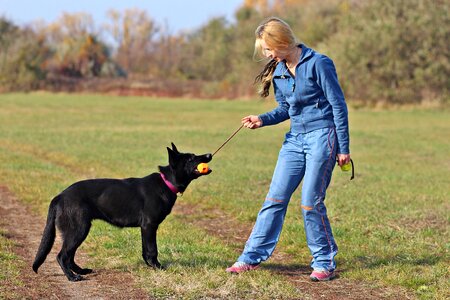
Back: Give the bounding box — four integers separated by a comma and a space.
0, 18, 51, 91
321, 0, 450, 105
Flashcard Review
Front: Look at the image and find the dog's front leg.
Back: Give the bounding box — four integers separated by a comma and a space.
141, 223, 162, 269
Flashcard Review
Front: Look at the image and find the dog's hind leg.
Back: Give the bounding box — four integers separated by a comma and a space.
141, 223, 162, 269
57, 216, 91, 281
57, 242, 83, 281
68, 232, 93, 275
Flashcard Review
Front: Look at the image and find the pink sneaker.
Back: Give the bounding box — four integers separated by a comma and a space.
226, 261, 259, 274
310, 270, 336, 281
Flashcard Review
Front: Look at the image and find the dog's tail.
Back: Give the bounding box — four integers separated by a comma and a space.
32, 195, 60, 273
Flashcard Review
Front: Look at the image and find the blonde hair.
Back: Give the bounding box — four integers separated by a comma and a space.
254, 17, 298, 97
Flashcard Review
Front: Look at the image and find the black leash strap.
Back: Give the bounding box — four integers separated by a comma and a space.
212, 124, 244, 157
349, 158, 355, 180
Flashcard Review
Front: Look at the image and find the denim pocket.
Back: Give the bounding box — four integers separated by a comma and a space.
284, 131, 300, 141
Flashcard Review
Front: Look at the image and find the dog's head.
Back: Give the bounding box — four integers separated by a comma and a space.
159, 143, 212, 193
167, 142, 212, 178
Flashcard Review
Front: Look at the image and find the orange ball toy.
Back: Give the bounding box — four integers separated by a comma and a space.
197, 163, 209, 174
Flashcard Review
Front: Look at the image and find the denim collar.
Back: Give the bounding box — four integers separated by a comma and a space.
273, 44, 314, 77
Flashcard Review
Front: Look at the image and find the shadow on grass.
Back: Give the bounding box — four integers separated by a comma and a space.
263, 263, 312, 277
354, 253, 443, 269
262, 263, 344, 281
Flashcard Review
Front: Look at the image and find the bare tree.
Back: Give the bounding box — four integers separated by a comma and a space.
105, 8, 159, 76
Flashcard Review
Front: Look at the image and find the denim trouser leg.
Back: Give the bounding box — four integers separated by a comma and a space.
238, 132, 304, 264
238, 128, 338, 271
301, 128, 338, 271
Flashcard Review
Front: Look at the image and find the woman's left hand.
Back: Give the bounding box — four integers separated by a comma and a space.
336, 153, 351, 166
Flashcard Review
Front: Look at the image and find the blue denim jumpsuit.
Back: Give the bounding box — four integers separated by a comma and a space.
237, 45, 350, 272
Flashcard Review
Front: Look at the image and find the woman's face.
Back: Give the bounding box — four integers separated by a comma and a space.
260, 39, 289, 62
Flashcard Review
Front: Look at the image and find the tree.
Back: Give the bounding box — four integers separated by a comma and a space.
178, 17, 233, 81
226, 5, 264, 97
105, 8, 159, 75
43, 12, 122, 78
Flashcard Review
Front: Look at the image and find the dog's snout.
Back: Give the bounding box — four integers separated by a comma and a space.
204, 153, 212, 162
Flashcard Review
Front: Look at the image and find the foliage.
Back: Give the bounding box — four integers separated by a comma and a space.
321, 0, 450, 105
271, 0, 345, 46
1, 0, 449, 105
179, 17, 233, 81
45, 13, 124, 78
226, 6, 265, 96
0, 18, 51, 91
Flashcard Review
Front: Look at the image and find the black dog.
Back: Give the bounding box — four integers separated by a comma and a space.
32, 143, 212, 281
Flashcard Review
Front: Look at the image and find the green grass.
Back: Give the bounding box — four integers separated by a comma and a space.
0, 93, 448, 299
0, 229, 24, 299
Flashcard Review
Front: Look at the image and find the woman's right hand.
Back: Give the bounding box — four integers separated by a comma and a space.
242, 115, 262, 129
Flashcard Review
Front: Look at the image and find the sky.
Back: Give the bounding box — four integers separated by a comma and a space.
0, 0, 245, 33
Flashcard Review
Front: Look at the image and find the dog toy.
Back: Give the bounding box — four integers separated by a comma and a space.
212, 124, 244, 157
197, 163, 209, 174
340, 162, 351, 172
339, 159, 355, 180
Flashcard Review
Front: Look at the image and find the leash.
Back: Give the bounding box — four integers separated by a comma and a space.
349, 158, 355, 180
212, 124, 355, 181
212, 124, 244, 157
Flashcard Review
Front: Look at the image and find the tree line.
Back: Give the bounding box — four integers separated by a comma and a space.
0, 0, 448, 106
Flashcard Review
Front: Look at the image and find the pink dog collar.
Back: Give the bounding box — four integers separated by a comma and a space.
160, 173, 178, 194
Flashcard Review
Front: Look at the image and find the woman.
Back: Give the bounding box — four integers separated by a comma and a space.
226, 17, 350, 282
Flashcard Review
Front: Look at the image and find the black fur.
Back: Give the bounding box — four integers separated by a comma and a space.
32, 143, 212, 281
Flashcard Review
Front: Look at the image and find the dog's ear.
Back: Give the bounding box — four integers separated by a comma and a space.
171, 142, 179, 154
167, 146, 178, 167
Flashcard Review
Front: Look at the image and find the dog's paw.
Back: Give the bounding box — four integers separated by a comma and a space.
68, 274, 84, 282
150, 261, 163, 270
77, 268, 93, 275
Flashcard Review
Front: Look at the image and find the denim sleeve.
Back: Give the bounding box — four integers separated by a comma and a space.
258, 80, 290, 127
316, 56, 350, 154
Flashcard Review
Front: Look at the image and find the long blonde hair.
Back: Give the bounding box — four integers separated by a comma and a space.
254, 17, 298, 97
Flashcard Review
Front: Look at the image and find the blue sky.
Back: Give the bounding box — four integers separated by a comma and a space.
0, 0, 244, 33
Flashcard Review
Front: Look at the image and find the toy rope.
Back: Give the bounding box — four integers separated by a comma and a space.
212, 124, 244, 157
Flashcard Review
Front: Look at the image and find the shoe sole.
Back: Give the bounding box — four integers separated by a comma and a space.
226, 266, 259, 274
310, 273, 336, 282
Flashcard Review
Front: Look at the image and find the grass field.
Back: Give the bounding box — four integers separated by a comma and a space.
0, 93, 449, 299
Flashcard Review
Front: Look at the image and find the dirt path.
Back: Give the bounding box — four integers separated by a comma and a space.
0, 185, 415, 300
0, 186, 150, 299
173, 202, 416, 300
